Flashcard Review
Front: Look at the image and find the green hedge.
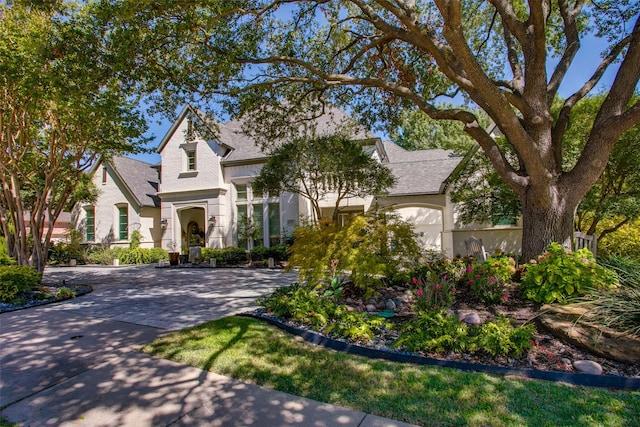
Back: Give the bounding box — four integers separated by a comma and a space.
0, 265, 41, 302
86, 247, 168, 265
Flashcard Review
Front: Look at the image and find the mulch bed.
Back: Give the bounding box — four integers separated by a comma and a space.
255, 283, 640, 382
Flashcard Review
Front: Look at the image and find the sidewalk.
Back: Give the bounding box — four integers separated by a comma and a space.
1, 267, 417, 426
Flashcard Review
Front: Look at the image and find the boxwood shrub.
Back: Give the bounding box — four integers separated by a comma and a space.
0, 265, 41, 302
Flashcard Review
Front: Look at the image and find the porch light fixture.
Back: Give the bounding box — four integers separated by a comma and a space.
160, 218, 168, 229
209, 215, 217, 227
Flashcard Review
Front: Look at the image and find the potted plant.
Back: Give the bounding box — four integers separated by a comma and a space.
168, 241, 180, 266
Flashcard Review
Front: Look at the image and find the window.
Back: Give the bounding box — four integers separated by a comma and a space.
268, 203, 280, 246
252, 203, 264, 247
236, 184, 247, 201
237, 205, 248, 250
118, 206, 128, 240
102, 167, 107, 184
186, 149, 196, 171
85, 207, 95, 242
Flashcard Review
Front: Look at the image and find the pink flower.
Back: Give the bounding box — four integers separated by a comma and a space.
489, 276, 495, 282
412, 278, 417, 285
418, 279, 424, 286
443, 275, 448, 280
416, 289, 423, 296
435, 284, 441, 291
503, 295, 509, 302
468, 279, 474, 284
467, 265, 473, 273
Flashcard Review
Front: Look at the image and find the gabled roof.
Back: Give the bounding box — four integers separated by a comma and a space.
382, 141, 463, 196
155, 105, 232, 154
220, 105, 378, 164
109, 156, 160, 208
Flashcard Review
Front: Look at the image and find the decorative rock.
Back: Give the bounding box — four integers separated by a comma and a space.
366, 304, 377, 312
463, 312, 482, 326
386, 299, 397, 310
346, 298, 354, 304
368, 298, 378, 305
573, 360, 603, 375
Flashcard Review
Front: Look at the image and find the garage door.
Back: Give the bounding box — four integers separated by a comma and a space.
395, 206, 443, 251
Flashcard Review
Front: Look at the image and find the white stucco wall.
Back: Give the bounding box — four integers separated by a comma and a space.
75, 164, 159, 248
158, 119, 226, 194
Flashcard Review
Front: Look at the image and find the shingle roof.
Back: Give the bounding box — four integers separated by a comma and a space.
110, 156, 160, 208
221, 105, 377, 163
381, 141, 463, 196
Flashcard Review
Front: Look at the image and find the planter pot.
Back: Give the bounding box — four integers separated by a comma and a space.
169, 252, 180, 266
113, 259, 119, 266
179, 254, 189, 264
69, 259, 77, 267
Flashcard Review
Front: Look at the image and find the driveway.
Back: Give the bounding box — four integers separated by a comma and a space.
40, 264, 298, 330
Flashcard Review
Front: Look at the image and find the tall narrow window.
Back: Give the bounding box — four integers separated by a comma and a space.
186, 149, 196, 171
118, 206, 128, 240
268, 203, 280, 246
237, 205, 248, 250
102, 166, 107, 184
252, 203, 264, 247
85, 207, 95, 242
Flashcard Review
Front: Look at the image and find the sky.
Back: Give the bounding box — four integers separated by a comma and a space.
128, 31, 622, 166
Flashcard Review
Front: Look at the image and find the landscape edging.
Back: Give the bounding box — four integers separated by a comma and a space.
241, 312, 640, 392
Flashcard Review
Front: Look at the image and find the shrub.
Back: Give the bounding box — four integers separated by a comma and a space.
258, 283, 388, 341
118, 248, 151, 265
129, 230, 143, 249
411, 272, 456, 311
200, 247, 220, 261
393, 309, 536, 356
147, 248, 169, 263
55, 287, 76, 299
393, 309, 473, 353
0, 236, 15, 266
521, 243, 618, 304
86, 247, 121, 265
218, 247, 248, 265
0, 266, 41, 302
250, 245, 270, 261
598, 219, 640, 259
476, 315, 536, 356
289, 212, 422, 294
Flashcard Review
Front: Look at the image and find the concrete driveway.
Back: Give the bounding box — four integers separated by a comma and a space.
40, 265, 298, 330
1, 265, 415, 427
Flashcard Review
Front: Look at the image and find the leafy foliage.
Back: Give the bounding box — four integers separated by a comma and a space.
0, 3, 147, 271
598, 218, 640, 259
289, 212, 422, 294
394, 309, 535, 357
461, 257, 516, 304
410, 273, 456, 312
86, 247, 167, 265
258, 283, 387, 341
0, 265, 41, 302
0, 237, 15, 266
521, 243, 618, 304
573, 257, 640, 337
253, 134, 395, 221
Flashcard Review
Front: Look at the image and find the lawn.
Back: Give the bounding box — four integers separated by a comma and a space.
141, 316, 640, 427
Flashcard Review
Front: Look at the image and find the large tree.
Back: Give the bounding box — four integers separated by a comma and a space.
0, 3, 147, 271
253, 134, 396, 221
100, 0, 640, 260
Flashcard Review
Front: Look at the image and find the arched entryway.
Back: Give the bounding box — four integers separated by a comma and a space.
177, 207, 205, 249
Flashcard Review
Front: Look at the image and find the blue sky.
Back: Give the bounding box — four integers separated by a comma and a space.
129, 32, 622, 165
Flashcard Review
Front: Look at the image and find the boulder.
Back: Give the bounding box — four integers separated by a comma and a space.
539, 304, 640, 365
366, 304, 377, 313
386, 299, 397, 310
463, 312, 482, 326
573, 360, 603, 375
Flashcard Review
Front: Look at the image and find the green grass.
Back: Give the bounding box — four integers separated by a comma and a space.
142, 316, 640, 427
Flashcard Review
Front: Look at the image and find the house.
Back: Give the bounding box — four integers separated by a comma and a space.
74, 105, 522, 257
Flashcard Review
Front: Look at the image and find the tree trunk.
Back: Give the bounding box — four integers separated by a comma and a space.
520, 185, 577, 262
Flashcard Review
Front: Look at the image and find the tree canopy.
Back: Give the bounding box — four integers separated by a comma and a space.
0, 2, 147, 271
91, 1, 640, 259
253, 134, 396, 221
